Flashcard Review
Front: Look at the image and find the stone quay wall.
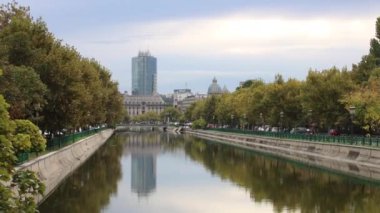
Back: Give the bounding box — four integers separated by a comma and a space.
186, 129, 380, 182
16, 129, 114, 204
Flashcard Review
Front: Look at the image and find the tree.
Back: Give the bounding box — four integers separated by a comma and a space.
0, 65, 47, 122
14, 119, 46, 153
302, 67, 355, 131
203, 95, 218, 123
343, 68, 380, 133
132, 111, 160, 123
0, 71, 44, 212
214, 94, 233, 125
351, 17, 380, 84
161, 107, 182, 122
192, 117, 207, 129
343, 17, 380, 133
0, 2, 125, 134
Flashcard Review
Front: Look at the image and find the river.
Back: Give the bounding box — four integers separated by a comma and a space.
39, 131, 380, 213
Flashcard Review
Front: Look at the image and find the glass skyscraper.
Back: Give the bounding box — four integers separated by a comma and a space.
131, 51, 157, 96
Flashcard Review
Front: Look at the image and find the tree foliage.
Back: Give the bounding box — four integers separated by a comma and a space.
132, 111, 161, 123
0, 2, 125, 134
160, 106, 182, 122
192, 118, 207, 129
345, 16, 380, 133
0, 65, 47, 122
0, 92, 45, 212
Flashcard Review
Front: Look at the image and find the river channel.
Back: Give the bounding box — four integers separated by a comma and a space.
39, 131, 380, 213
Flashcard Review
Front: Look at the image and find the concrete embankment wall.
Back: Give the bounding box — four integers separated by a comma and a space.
17, 129, 114, 204
187, 130, 380, 181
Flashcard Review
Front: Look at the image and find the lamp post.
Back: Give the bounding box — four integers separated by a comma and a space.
260, 113, 263, 129
231, 114, 234, 129
166, 112, 170, 124
280, 111, 284, 132
308, 109, 313, 133
243, 113, 246, 130
349, 106, 356, 136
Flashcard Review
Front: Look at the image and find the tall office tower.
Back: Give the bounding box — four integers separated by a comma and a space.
131, 51, 157, 96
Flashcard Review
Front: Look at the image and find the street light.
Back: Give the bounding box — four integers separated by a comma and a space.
280, 111, 284, 131
260, 113, 263, 128
243, 113, 246, 130
308, 109, 313, 133
165, 112, 170, 124
231, 114, 234, 129
349, 106, 356, 135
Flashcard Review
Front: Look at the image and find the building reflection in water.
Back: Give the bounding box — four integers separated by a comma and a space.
125, 133, 161, 197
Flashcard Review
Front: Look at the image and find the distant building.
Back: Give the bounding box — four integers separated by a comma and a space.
222, 85, 229, 93
207, 77, 223, 95
173, 89, 192, 108
180, 93, 207, 112
132, 51, 157, 96
124, 94, 167, 117
160, 94, 174, 106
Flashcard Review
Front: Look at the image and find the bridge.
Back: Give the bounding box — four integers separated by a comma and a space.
115, 124, 167, 132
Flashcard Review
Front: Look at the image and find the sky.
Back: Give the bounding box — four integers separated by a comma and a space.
5, 0, 380, 94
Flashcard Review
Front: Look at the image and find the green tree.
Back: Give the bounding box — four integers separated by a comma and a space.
351, 17, 380, 84
343, 68, 380, 133
214, 94, 233, 125
161, 106, 182, 122
301, 67, 354, 131
0, 65, 47, 122
203, 95, 218, 123
0, 2, 125, 134
132, 111, 160, 123
192, 117, 207, 129
0, 81, 44, 212
14, 119, 46, 152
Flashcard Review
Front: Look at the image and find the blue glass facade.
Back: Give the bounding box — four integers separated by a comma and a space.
132, 51, 157, 96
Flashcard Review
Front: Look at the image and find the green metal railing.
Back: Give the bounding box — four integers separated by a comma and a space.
211, 128, 380, 148
16, 127, 109, 164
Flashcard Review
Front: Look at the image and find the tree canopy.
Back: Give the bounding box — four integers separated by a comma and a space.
0, 2, 125, 134
0, 82, 45, 212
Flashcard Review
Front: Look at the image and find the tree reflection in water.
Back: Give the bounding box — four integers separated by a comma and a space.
39, 134, 124, 213
39, 132, 380, 213
181, 136, 380, 213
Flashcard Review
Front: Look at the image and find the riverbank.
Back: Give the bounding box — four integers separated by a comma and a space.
186, 129, 380, 182
16, 129, 114, 204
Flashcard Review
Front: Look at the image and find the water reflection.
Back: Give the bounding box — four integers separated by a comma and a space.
183, 137, 380, 213
39, 132, 380, 213
125, 134, 160, 197
38, 134, 125, 213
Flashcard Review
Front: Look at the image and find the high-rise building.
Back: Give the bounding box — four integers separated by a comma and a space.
132, 51, 157, 96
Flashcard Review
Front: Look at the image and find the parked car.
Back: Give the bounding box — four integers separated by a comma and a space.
290, 127, 308, 134
329, 129, 340, 136
271, 127, 279, 132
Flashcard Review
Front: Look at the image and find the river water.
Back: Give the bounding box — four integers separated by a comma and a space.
39, 132, 380, 213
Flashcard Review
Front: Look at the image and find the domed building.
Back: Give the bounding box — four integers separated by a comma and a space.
208, 77, 223, 95
222, 85, 229, 93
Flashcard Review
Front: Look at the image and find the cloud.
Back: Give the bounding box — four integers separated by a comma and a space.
62, 12, 376, 93
67, 13, 374, 59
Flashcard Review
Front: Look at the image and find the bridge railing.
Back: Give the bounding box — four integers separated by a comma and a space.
16, 127, 109, 164
210, 128, 380, 148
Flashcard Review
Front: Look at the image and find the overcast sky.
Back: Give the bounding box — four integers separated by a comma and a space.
6, 0, 380, 94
